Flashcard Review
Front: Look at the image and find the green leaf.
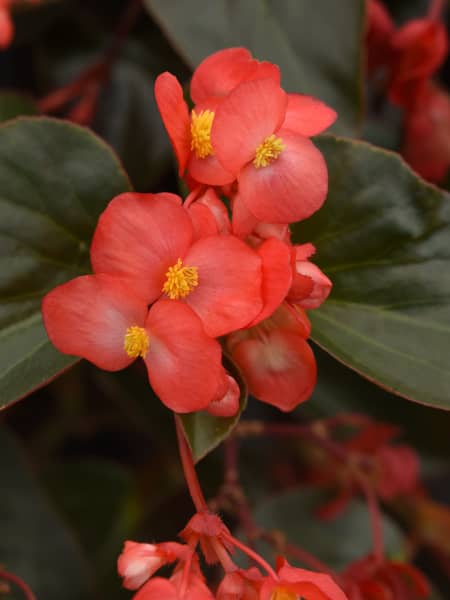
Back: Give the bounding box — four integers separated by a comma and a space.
36, 36, 173, 191
302, 347, 450, 458
291, 136, 450, 409
43, 459, 139, 598
144, 0, 365, 136
44, 460, 138, 563
0, 117, 131, 409
180, 355, 247, 463
251, 487, 404, 570
0, 92, 37, 122
0, 427, 93, 600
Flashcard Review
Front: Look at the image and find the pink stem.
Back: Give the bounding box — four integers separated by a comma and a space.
0, 570, 37, 600
223, 532, 279, 580
174, 415, 208, 513
210, 537, 238, 573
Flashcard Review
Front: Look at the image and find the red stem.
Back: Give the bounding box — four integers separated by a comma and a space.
38, 0, 142, 114
0, 570, 37, 600
174, 415, 208, 513
357, 475, 384, 565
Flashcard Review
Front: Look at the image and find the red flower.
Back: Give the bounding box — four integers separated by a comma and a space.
366, 0, 395, 73
402, 82, 450, 182
90, 192, 265, 337
342, 556, 430, 600
42, 276, 224, 413
0, 0, 13, 49
260, 558, 348, 600
389, 17, 448, 107
211, 77, 335, 223
227, 304, 316, 411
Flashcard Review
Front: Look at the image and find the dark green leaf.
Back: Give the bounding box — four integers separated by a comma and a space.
180, 355, 247, 463
36, 36, 173, 191
0, 93, 37, 122
302, 347, 450, 458
0, 117, 131, 409
251, 487, 404, 570
44, 460, 138, 563
144, 0, 365, 136
0, 427, 93, 600
292, 136, 450, 409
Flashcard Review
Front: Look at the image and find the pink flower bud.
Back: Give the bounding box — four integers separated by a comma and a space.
288, 246, 332, 309
117, 542, 166, 590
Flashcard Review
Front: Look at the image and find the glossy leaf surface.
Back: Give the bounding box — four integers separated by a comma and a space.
144, 0, 365, 135
292, 136, 450, 409
0, 117, 130, 408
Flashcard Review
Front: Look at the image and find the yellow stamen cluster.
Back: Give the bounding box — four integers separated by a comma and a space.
270, 588, 298, 600
253, 134, 285, 168
124, 326, 149, 358
162, 258, 199, 300
190, 109, 215, 158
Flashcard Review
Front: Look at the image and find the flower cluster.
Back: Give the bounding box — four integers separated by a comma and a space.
42, 47, 335, 414
300, 419, 421, 520
366, 0, 450, 183
117, 512, 349, 600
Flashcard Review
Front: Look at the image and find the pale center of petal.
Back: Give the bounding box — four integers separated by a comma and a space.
162, 258, 199, 300
124, 326, 149, 358
190, 109, 215, 158
253, 134, 284, 168
270, 588, 298, 600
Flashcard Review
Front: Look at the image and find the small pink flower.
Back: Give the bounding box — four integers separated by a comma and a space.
118, 541, 186, 590
287, 244, 332, 310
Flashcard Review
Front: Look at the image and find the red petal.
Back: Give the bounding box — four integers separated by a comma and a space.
184, 235, 263, 337
144, 300, 222, 413
212, 78, 287, 174
188, 151, 235, 186
0, 8, 13, 49
247, 238, 292, 327
231, 191, 259, 238
91, 192, 193, 303
154, 72, 191, 175
289, 261, 332, 309
277, 564, 349, 600
231, 329, 316, 411
42, 274, 148, 371
238, 130, 328, 223
191, 47, 281, 104
207, 373, 240, 417
185, 187, 231, 241
282, 93, 337, 137
187, 202, 219, 241
191, 47, 253, 103
134, 578, 178, 600
295, 243, 316, 260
